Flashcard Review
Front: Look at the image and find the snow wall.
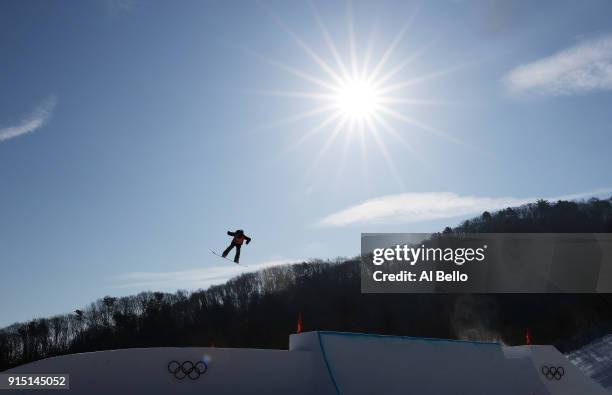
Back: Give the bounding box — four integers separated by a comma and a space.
5, 331, 610, 394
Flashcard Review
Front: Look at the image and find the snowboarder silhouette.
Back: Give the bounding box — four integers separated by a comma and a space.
222, 229, 251, 263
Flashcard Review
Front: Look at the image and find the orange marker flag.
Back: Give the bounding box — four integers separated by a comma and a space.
297, 312, 303, 334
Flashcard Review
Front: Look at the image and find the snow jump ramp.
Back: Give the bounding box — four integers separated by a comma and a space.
6, 331, 609, 394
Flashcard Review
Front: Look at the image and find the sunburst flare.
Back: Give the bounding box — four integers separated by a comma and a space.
253, 2, 467, 185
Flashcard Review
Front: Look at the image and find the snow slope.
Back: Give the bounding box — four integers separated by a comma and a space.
568, 334, 612, 392
291, 331, 610, 395
5, 331, 610, 394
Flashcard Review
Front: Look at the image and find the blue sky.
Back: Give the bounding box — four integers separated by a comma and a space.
1, 0, 612, 327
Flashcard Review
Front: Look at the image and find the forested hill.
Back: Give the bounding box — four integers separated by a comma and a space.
2, 197, 612, 371
447, 197, 612, 233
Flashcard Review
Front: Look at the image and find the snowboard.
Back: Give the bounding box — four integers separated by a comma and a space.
210, 250, 248, 267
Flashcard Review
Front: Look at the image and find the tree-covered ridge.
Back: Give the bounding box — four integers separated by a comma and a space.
2, 197, 612, 371
446, 197, 612, 233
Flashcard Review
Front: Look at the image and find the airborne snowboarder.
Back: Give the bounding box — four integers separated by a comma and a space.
222, 229, 251, 263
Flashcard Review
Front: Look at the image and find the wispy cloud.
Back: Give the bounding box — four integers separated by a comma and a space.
503, 34, 612, 96
112, 258, 301, 290
0, 96, 57, 143
318, 188, 612, 227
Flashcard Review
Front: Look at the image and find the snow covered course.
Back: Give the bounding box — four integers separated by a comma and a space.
5, 331, 610, 394
568, 334, 612, 392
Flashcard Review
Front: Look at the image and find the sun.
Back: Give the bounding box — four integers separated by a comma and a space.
254, 3, 463, 187
335, 78, 381, 120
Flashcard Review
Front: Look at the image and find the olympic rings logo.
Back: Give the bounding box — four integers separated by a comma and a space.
168, 360, 208, 380
541, 365, 565, 381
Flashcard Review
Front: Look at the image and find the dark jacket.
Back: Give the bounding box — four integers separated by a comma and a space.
227, 231, 251, 246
